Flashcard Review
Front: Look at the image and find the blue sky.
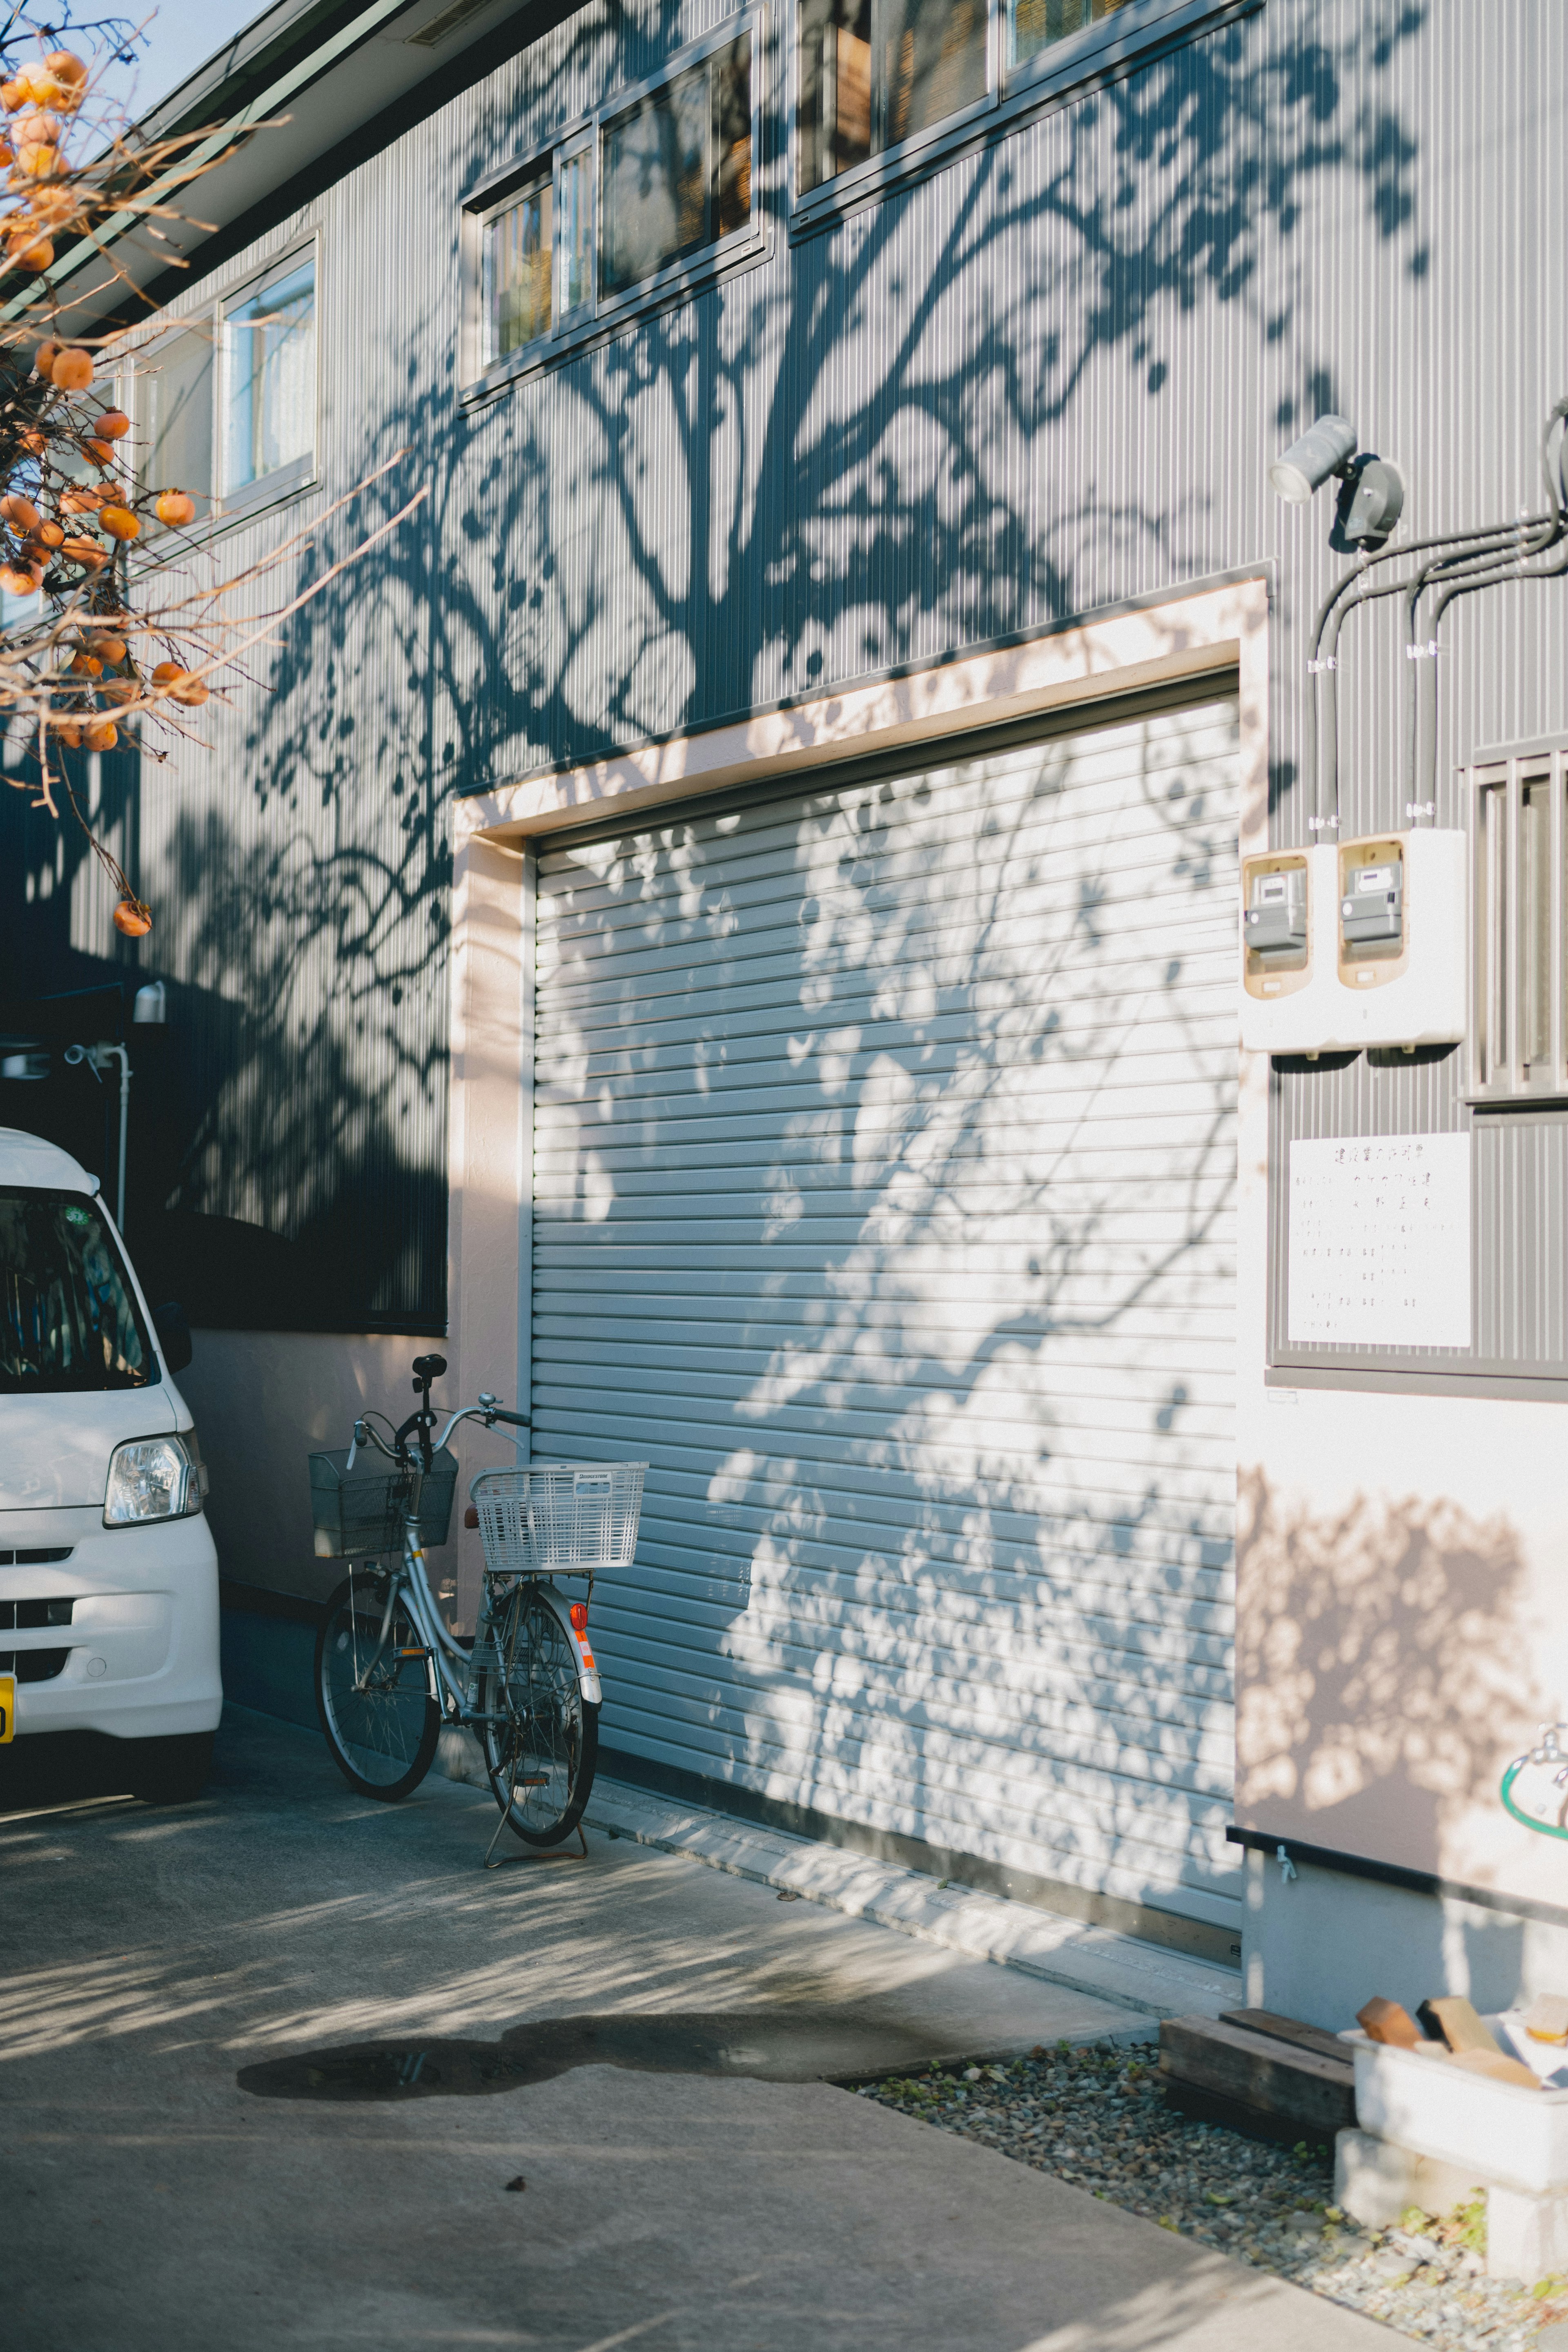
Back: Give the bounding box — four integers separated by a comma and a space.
71, 0, 265, 123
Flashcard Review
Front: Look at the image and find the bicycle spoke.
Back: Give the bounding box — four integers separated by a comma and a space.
476, 1584, 596, 1845
318, 1572, 436, 1793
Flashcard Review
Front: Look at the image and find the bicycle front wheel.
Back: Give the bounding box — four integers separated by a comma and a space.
316, 1569, 439, 1800
477, 1584, 598, 1846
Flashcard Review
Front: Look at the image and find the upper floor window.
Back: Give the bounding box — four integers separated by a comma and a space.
798, 0, 1136, 197
469, 18, 761, 388
224, 258, 316, 497
128, 245, 318, 533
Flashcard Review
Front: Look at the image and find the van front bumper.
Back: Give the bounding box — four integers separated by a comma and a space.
0, 1504, 222, 1741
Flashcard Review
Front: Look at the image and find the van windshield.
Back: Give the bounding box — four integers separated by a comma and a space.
0, 1187, 155, 1393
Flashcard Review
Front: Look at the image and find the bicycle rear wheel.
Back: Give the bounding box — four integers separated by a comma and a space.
476, 1584, 598, 1846
316, 1569, 439, 1800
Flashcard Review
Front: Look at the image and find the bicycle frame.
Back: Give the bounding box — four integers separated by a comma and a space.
340, 1401, 602, 1722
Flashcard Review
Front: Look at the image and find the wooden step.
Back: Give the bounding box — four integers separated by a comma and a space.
1158, 2012, 1356, 2145
1219, 2007, 1356, 2069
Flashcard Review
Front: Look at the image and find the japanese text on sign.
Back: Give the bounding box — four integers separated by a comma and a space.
1288, 1132, 1472, 1350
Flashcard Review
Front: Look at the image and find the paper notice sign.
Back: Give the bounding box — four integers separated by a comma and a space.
1287, 1132, 1472, 1350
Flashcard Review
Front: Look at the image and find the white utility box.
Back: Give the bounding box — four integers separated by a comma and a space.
1238, 830, 1467, 1054
1343, 2019, 1568, 2196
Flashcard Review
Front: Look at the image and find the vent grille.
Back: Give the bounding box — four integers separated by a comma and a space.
0, 1598, 73, 1629
405, 0, 494, 47
0, 1648, 70, 1681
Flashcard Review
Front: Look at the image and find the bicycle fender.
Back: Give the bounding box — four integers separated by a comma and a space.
536, 1585, 602, 1708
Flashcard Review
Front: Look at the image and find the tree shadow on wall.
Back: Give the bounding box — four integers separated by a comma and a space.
0, 744, 448, 1328
1235, 1466, 1549, 1881
543, 697, 1242, 1923
3, 0, 1430, 1332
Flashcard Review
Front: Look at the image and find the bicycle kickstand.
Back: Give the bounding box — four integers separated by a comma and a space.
483, 1811, 589, 1871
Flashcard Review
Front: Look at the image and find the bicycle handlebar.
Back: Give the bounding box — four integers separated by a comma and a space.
346, 1394, 530, 1471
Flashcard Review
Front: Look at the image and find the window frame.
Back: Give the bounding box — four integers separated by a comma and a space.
123, 234, 322, 539
218, 246, 321, 517
460, 8, 768, 401
789, 0, 1247, 230
1467, 746, 1568, 1107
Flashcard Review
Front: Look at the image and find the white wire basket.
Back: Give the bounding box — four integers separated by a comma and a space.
470, 1460, 647, 1577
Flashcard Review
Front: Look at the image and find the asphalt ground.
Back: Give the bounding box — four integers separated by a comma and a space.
2, 1704, 1394, 2352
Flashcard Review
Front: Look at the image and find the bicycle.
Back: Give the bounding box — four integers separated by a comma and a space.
306, 1352, 645, 1857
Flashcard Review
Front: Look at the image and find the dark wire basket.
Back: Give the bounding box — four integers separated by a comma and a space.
308, 1446, 459, 1558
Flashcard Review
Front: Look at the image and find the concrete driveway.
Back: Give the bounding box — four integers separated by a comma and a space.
3, 1706, 1392, 2352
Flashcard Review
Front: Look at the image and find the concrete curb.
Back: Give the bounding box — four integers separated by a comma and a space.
580, 1774, 1240, 2024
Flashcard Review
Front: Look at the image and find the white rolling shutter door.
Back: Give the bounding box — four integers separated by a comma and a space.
532, 696, 1241, 1935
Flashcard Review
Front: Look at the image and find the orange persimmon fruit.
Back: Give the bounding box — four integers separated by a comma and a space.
153, 488, 195, 527
36, 520, 63, 547
0, 493, 40, 532
99, 505, 138, 542
0, 563, 38, 595
10, 235, 52, 272
151, 662, 208, 705
60, 533, 104, 570
34, 184, 77, 216
50, 346, 92, 390
112, 896, 150, 937
85, 719, 117, 751
44, 53, 87, 108
92, 633, 127, 666
95, 408, 130, 439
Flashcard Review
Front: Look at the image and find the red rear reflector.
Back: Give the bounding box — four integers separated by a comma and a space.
463, 1503, 479, 1529
569, 1603, 589, 1633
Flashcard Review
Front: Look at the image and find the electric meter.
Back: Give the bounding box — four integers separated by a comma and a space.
1341, 856, 1404, 953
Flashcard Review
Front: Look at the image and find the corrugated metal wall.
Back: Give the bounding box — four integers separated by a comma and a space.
7, 0, 1567, 1327
532, 695, 1241, 1932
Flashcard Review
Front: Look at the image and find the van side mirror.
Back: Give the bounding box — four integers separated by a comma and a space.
154, 1300, 193, 1376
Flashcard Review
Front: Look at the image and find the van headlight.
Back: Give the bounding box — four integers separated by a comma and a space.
104, 1434, 202, 1526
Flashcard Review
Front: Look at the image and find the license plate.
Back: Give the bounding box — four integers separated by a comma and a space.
0, 1675, 13, 1744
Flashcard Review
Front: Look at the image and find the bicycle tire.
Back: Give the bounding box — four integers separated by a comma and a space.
316, 1569, 440, 1802
476, 1583, 599, 1846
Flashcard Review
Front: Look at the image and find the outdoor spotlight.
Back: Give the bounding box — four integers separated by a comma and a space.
1270, 414, 1359, 504
1341, 457, 1405, 546
0, 1047, 47, 1080
133, 980, 167, 1025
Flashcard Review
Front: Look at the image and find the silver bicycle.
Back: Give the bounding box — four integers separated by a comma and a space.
306, 1352, 644, 1855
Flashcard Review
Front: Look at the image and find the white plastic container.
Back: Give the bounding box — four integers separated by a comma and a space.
1343, 2020, 1568, 2194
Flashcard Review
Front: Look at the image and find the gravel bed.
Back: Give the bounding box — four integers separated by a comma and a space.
851, 2038, 1568, 2350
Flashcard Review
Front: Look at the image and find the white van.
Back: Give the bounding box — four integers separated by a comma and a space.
0, 1126, 221, 1800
